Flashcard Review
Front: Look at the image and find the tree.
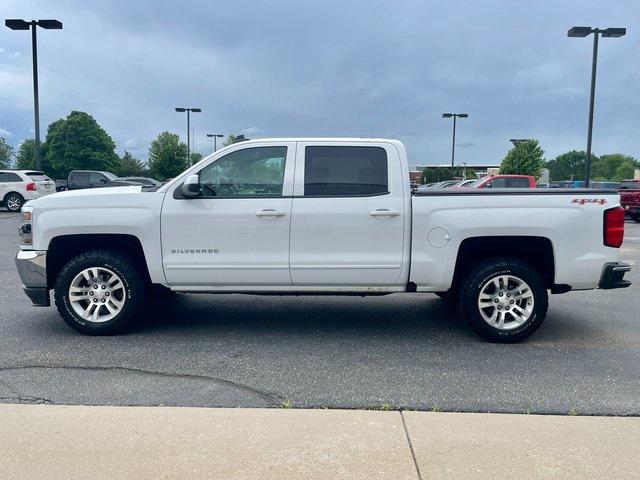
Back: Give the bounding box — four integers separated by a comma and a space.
222, 134, 248, 147
421, 166, 476, 184
595, 153, 639, 181
500, 140, 545, 179
15, 139, 36, 170
546, 150, 589, 182
117, 151, 146, 176
42, 111, 119, 178
147, 132, 188, 180
0, 137, 13, 169
189, 152, 203, 166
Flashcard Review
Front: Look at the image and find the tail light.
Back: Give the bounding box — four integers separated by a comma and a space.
26, 182, 37, 191
604, 207, 625, 248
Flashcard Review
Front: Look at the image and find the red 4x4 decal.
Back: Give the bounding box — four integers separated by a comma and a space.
572, 198, 607, 205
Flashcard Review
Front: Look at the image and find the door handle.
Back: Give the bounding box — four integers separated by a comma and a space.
369, 209, 400, 217
256, 209, 286, 217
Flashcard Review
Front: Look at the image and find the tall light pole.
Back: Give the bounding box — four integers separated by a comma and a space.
5, 19, 63, 170
175, 107, 201, 165
442, 113, 468, 168
568, 26, 626, 187
206, 133, 224, 152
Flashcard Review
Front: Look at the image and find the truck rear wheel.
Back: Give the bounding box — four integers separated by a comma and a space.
54, 249, 147, 335
630, 212, 640, 223
458, 257, 548, 343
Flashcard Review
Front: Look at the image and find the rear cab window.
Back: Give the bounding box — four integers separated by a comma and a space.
303, 146, 388, 196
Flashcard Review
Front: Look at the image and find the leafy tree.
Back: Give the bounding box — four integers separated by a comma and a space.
117, 151, 146, 176
547, 151, 638, 182
546, 150, 589, 182
500, 140, 545, 179
42, 111, 119, 178
147, 132, 188, 180
222, 134, 249, 147
0, 137, 14, 169
421, 166, 476, 184
595, 153, 638, 181
15, 139, 36, 170
189, 152, 203, 166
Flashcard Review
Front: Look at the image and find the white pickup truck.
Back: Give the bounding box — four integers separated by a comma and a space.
15, 138, 631, 342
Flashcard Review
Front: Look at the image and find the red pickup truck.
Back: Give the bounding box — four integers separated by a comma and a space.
620, 189, 640, 222
468, 175, 536, 189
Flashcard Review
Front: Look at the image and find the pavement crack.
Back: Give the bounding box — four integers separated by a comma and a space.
0, 364, 284, 405
400, 411, 423, 480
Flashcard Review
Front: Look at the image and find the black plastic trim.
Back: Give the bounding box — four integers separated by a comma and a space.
24, 287, 50, 307
599, 262, 632, 290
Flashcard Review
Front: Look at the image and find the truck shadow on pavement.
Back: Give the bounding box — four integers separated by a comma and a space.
136, 292, 477, 341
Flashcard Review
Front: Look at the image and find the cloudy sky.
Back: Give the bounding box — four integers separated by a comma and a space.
1, 0, 638, 166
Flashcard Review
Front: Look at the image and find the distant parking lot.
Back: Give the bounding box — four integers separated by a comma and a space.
0, 210, 639, 414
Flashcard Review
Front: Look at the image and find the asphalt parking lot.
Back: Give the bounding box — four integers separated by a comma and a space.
0, 210, 638, 415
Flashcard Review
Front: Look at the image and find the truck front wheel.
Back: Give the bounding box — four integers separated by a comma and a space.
458, 257, 548, 343
54, 250, 148, 335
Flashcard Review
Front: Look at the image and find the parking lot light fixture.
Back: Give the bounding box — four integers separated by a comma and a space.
206, 133, 224, 152
5, 18, 63, 170
175, 107, 202, 165
567, 25, 626, 187
442, 113, 468, 168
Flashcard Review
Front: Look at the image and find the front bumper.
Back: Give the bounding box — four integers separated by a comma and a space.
599, 262, 632, 290
15, 250, 50, 306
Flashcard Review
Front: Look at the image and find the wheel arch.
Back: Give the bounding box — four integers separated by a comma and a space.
46, 234, 151, 288
452, 236, 556, 290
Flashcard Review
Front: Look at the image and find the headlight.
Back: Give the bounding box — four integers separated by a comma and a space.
19, 207, 33, 245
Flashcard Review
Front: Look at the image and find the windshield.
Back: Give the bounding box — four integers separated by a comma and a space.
101, 172, 119, 181
465, 179, 484, 188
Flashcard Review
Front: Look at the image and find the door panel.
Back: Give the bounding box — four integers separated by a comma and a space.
289, 142, 407, 286
161, 142, 295, 287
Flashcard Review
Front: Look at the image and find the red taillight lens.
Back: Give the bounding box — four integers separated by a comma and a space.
604, 207, 625, 248
26, 182, 37, 191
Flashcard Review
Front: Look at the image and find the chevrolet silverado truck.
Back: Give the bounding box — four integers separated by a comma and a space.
15, 138, 631, 342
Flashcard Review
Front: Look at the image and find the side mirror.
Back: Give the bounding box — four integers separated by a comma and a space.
181, 174, 201, 198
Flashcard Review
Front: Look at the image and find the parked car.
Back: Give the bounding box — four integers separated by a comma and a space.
16, 138, 630, 343
451, 179, 476, 188
466, 175, 536, 189
0, 170, 55, 212
58, 171, 142, 191
427, 180, 460, 189
620, 189, 640, 223
120, 176, 162, 188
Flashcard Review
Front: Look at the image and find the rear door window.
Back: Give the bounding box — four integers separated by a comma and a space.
505, 178, 530, 188
0, 172, 22, 183
304, 146, 388, 196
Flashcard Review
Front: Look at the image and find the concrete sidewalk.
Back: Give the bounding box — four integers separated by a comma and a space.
0, 405, 638, 479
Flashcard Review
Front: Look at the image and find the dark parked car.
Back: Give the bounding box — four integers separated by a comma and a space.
58, 171, 142, 191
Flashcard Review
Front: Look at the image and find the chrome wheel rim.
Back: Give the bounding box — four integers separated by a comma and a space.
69, 267, 126, 323
7, 196, 20, 211
477, 275, 534, 330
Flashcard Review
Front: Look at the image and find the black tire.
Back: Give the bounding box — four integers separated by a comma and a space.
458, 257, 548, 343
631, 212, 640, 223
54, 249, 148, 335
4, 192, 24, 212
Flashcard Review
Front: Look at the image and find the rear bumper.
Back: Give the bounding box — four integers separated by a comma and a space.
15, 250, 50, 306
598, 262, 632, 290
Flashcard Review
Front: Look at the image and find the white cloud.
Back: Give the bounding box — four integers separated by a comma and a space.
0, 127, 13, 137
